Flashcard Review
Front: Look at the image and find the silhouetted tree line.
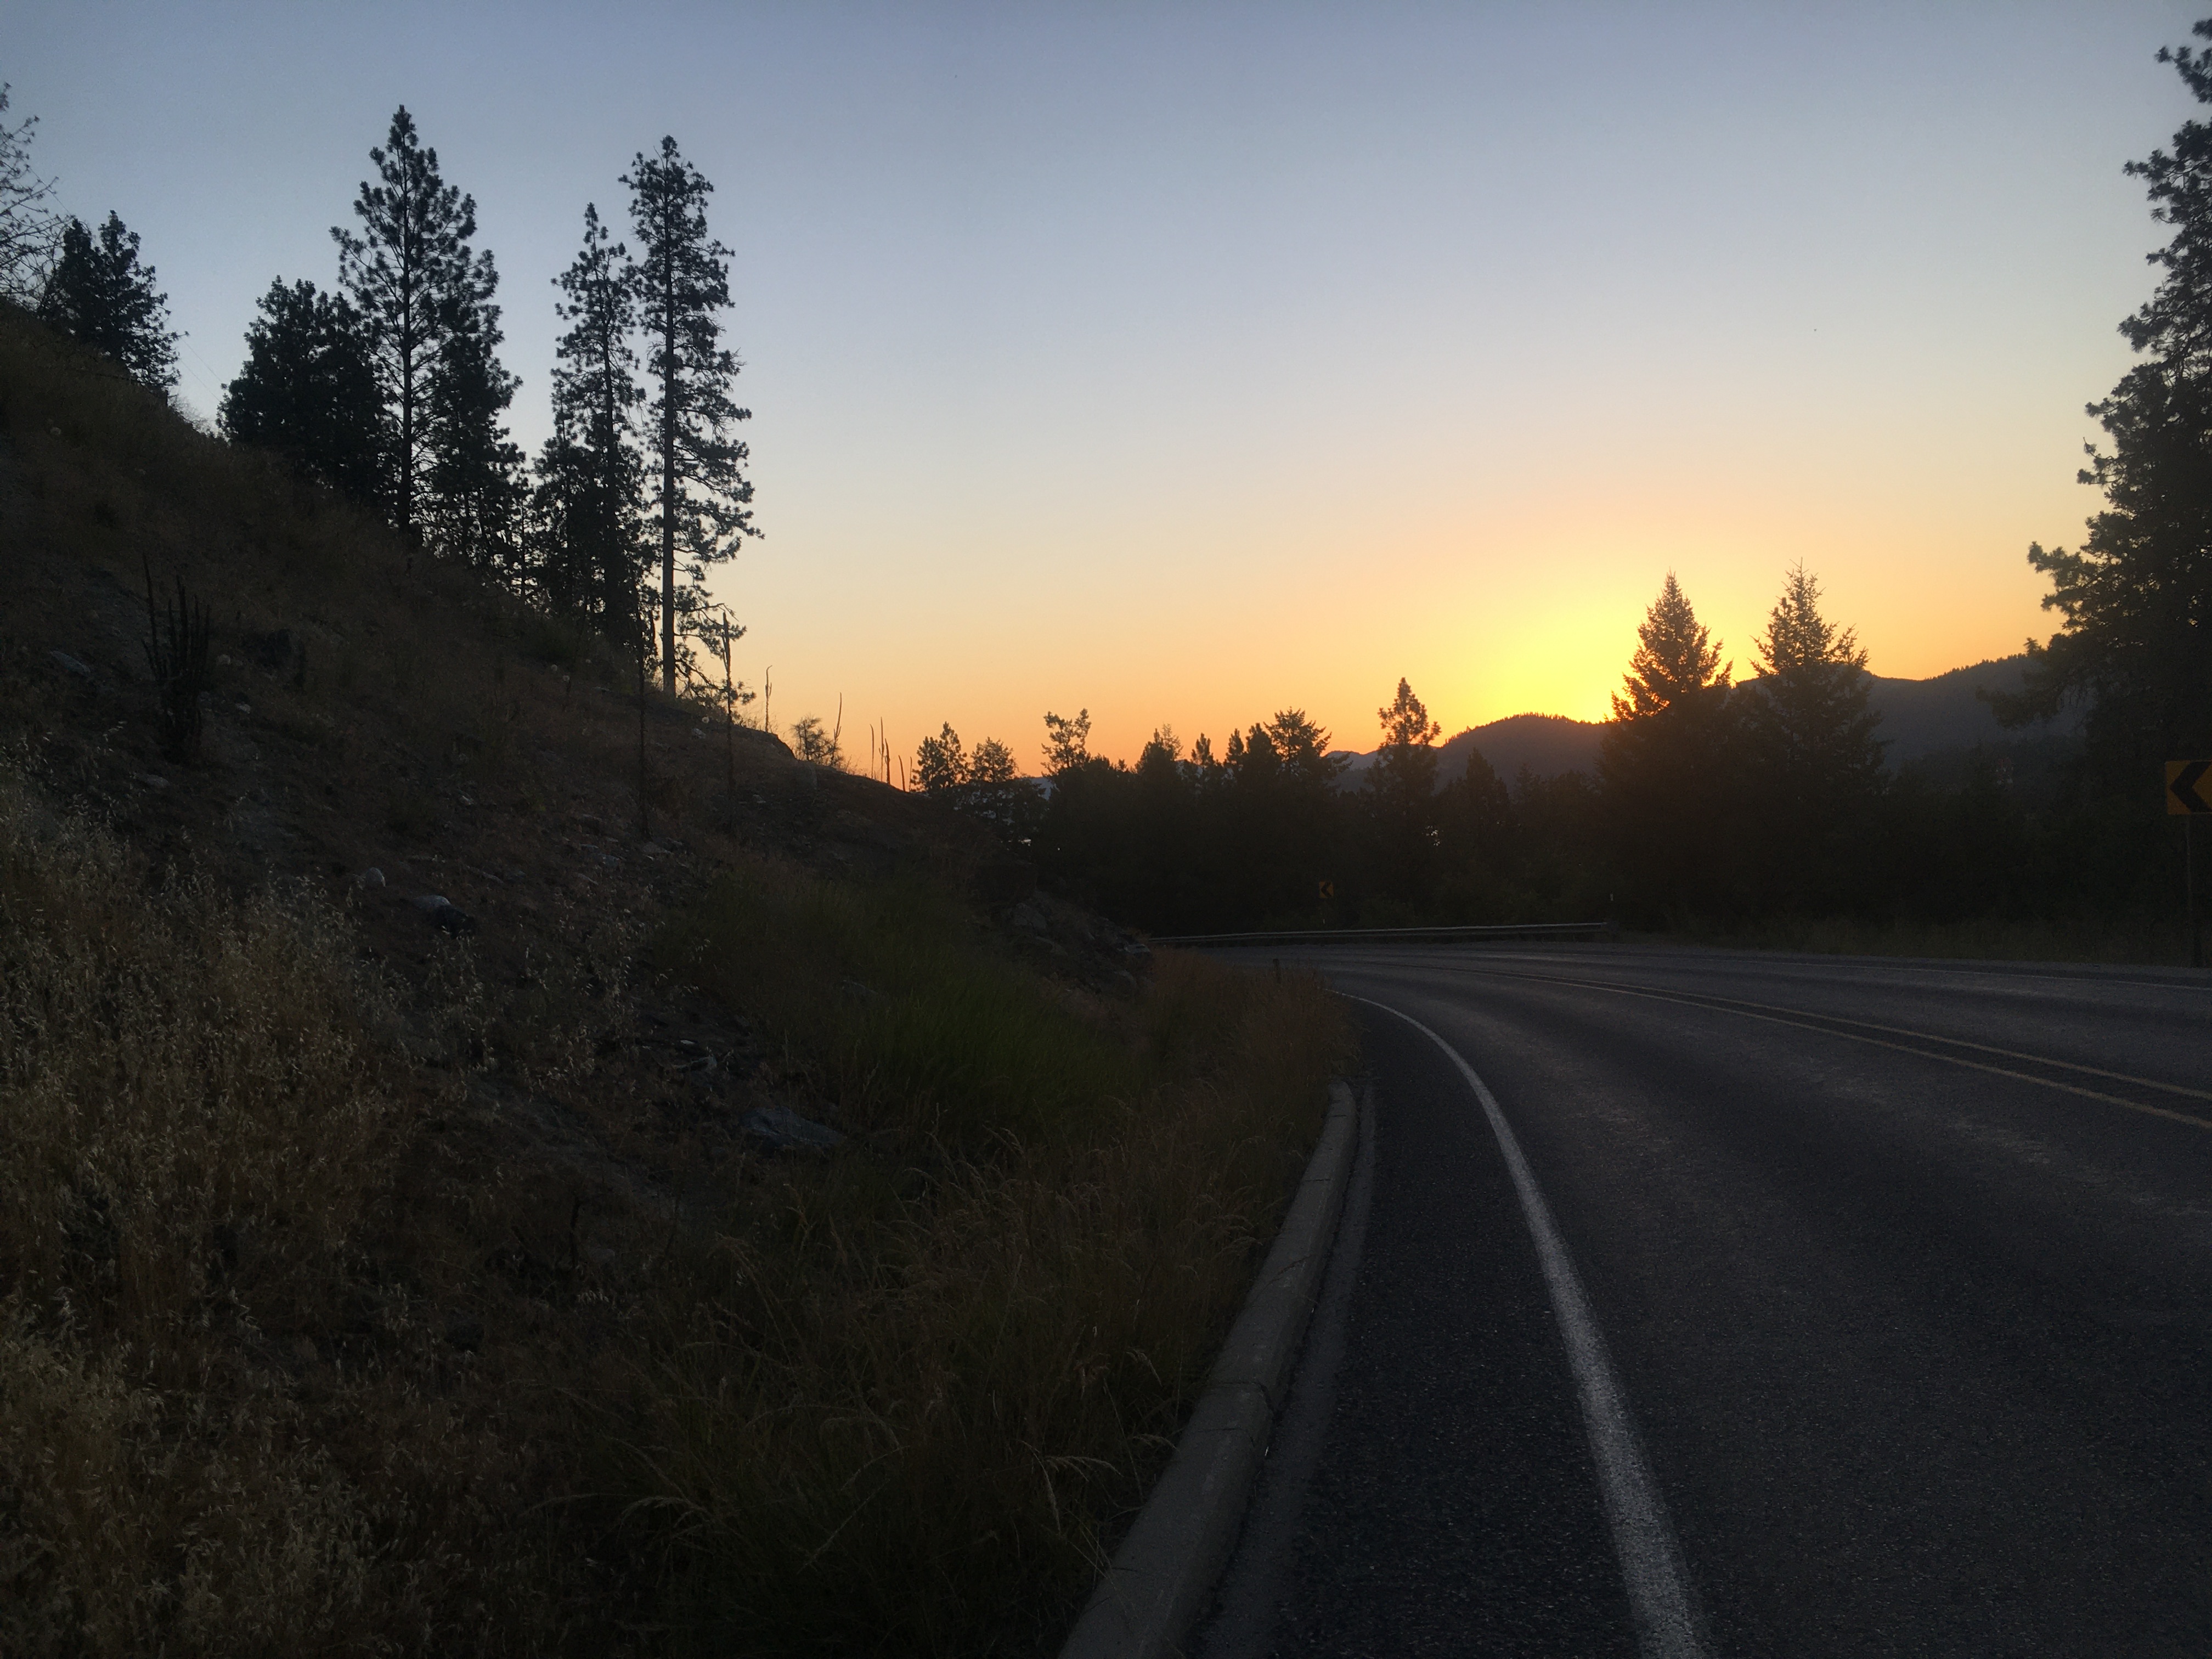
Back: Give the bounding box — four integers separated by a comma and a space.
918, 554, 2177, 936
0, 93, 755, 701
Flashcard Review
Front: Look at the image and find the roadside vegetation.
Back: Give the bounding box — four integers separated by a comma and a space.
0, 286, 1348, 1656
636, 884, 1342, 1649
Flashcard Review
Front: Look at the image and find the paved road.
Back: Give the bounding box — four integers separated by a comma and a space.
1196, 944, 2212, 1658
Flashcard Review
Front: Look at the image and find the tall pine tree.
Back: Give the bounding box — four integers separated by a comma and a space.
38, 211, 177, 388
1365, 678, 1443, 902
422, 254, 524, 571
335, 108, 504, 551
1600, 573, 1736, 919
1737, 565, 1884, 911
2001, 21, 2212, 780
537, 202, 642, 637
220, 278, 387, 506
623, 138, 757, 692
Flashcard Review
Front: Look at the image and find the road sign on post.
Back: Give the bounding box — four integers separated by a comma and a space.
2168, 762, 2212, 969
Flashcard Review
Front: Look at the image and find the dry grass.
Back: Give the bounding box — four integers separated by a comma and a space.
0, 768, 478, 1657
0, 299, 1355, 1654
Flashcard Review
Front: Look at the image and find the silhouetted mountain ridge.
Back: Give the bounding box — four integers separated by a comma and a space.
1328, 654, 2078, 783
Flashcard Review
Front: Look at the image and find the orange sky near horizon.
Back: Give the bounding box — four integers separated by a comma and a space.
743, 467, 2084, 772
726, 296, 2112, 769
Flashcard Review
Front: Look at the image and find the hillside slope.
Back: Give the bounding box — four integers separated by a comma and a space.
0, 304, 1345, 1656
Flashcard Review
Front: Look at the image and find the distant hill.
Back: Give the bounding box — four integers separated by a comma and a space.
1861, 656, 2079, 761
1330, 654, 2078, 785
1331, 712, 1600, 783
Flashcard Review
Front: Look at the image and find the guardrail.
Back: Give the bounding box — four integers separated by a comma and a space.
1146, 920, 1618, 947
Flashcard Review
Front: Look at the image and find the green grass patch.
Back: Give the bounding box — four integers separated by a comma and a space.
635, 874, 1350, 1654
658, 871, 1141, 1150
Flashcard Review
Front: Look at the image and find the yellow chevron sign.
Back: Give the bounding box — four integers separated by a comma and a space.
2167, 760, 2212, 814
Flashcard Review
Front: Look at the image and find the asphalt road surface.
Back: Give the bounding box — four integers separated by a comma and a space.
1195, 943, 2212, 1658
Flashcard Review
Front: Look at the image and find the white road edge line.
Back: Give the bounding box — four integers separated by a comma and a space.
1344, 992, 1708, 1659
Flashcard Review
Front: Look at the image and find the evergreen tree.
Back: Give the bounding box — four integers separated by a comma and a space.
540, 203, 642, 637
1263, 709, 1346, 799
1365, 678, 1443, 902
1368, 679, 1443, 807
1609, 573, 1730, 720
37, 211, 177, 388
219, 278, 386, 505
1737, 565, 1884, 909
915, 723, 970, 794
2000, 21, 2212, 778
1042, 708, 1092, 774
335, 108, 486, 548
624, 137, 757, 691
917, 725, 1025, 834
1255, 709, 1347, 915
789, 714, 844, 767
970, 737, 1018, 791
421, 270, 524, 571
0, 84, 60, 303
1599, 573, 1736, 918
525, 435, 600, 615
1438, 747, 1514, 873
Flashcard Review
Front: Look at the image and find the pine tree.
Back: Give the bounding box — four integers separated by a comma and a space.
220, 278, 386, 505
422, 263, 524, 571
1737, 565, 1884, 910
1743, 565, 1882, 788
335, 108, 484, 548
0, 84, 60, 303
1042, 708, 1092, 774
1366, 678, 1443, 902
2000, 22, 2212, 777
540, 203, 642, 637
37, 212, 178, 388
525, 435, 599, 616
915, 723, 970, 794
1600, 574, 1737, 918
1263, 709, 1345, 798
623, 138, 757, 692
1610, 573, 1730, 720
1438, 746, 1514, 873
915, 725, 1022, 831
1369, 678, 1442, 806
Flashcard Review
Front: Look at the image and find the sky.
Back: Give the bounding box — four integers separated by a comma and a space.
9, 2, 2209, 767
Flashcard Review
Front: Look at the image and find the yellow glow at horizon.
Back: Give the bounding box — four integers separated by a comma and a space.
716, 433, 2085, 771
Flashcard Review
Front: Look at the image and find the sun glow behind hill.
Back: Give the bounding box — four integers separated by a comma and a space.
836, 444, 2095, 772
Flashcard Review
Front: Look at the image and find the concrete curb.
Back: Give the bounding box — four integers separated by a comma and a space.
1058, 1079, 1361, 1659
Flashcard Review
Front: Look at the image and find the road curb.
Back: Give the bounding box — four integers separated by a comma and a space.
1058, 1078, 1361, 1659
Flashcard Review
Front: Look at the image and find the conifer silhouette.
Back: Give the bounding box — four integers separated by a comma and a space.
38, 211, 177, 388
624, 138, 756, 692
